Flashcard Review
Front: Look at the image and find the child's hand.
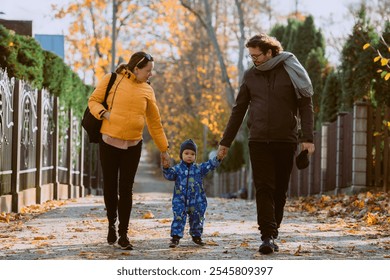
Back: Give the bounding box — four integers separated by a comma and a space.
217, 145, 229, 160
161, 151, 171, 168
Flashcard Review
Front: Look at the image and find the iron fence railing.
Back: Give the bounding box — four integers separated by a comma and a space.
0, 68, 101, 212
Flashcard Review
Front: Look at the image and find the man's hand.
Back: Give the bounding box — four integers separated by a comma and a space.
300, 142, 315, 155
160, 151, 171, 168
217, 145, 229, 160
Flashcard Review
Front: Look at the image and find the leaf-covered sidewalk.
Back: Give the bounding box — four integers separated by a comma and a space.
1, 149, 389, 260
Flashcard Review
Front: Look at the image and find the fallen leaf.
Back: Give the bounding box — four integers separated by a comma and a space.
294, 245, 302, 256
37, 242, 50, 247
205, 240, 219, 246
143, 211, 155, 219
0, 213, 11, 223
34, 236, 49, 240
366, 212, 378, 225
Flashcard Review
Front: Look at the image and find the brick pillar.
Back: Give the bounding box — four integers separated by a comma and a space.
335, 112, 348, 194
351, 101, 368, 193
320, 123, 329, 194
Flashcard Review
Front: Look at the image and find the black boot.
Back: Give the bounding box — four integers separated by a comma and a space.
118, 234, 133, 250
192, 236, 205, 246
259, 237, 277, 254
107, 225, 117, 245
107, 219, 117, 245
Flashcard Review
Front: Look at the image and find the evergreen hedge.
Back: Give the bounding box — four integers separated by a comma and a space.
0, 24, 89, 118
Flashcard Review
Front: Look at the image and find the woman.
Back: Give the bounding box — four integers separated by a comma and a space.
88, 52, 170, 250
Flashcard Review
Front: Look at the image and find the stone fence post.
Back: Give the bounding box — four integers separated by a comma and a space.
351, 101, 368, 193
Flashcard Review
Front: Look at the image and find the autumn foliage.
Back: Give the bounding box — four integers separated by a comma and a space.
288, 191, 390, 228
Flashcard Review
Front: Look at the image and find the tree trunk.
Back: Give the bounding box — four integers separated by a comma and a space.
180, 0, 235, 107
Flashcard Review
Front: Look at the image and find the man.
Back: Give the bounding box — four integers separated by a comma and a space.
217, 33, 315, 254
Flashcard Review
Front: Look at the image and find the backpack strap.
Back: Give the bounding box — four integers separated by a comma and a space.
102, 72, 117, 107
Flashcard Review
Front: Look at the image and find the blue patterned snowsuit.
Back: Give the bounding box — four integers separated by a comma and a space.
163, 157, 220, 238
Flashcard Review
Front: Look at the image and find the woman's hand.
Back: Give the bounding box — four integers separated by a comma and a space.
103, 111, 110, 121
160, 151, 171, 168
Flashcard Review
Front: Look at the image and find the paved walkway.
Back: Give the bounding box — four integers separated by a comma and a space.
0, 149, 389, 261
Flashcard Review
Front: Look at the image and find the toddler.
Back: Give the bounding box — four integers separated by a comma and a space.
162, 139, 221, 248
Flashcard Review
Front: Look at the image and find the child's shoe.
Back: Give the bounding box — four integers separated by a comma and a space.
192, 236, 205, 246
169, 236, 180, 248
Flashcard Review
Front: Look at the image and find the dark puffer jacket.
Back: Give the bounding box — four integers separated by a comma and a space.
220, 63, 314, 147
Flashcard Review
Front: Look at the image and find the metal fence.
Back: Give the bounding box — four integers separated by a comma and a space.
209, 102, 390, 198
0, 69, 101, 212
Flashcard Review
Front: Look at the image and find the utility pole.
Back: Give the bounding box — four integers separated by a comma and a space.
111, 0, 117, 72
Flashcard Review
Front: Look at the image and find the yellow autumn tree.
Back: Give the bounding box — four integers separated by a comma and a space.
148, 0, 234, 161
52, 0, 274, 162
53, 0, 144, 85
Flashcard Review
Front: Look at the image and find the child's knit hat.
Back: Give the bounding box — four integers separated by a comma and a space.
180, 139, 197, 159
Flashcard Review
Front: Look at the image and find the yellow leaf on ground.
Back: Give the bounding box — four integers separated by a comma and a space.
363, 43, 370, 49
366, 212, 378, 225
374, 56, 381, 62
143, 211, 155, 219
304, 204, 317, 213
205, 240, 219, 246
34, 236, 49, 240
240, 241, 249, 247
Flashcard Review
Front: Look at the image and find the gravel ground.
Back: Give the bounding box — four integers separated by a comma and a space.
1, 152, 389, 279
1, 162, 389, 261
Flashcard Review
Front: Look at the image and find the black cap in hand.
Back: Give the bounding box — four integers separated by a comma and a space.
296, 149, 309, 170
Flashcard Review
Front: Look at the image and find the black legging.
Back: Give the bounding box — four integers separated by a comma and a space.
249, 141, 296, 240
99, 139, 142, 235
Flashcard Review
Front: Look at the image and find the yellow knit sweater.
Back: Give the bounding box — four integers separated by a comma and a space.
88, 70, 169, 152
